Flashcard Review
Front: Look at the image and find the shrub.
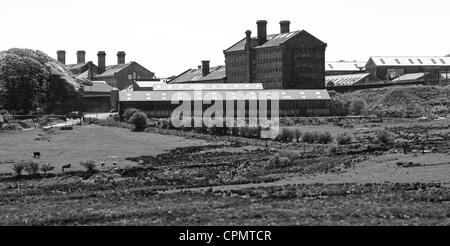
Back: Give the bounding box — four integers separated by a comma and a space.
276, 128, 292, 142
267, 155, 291, 169
376, 130, 394, 146
336, 133, 353, 145
12, 162, 26, 176
24, 161, 40, 175
328, 145, 339, 155
80, 160, 97, 173
350, 98, 366, 116
40, 164, 55, 175
302, 131, 316, 144
123, 108, 139, 122
317, 131, 334, 144
129, 111, 148, 132
292, 128, 302, 143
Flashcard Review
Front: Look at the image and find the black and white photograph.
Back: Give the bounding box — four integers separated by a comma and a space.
0, 0, 449, 236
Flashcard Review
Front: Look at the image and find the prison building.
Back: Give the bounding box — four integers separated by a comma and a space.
57, 50, 156, 90
117, 90, 331, 119
325, 61, 366, 76
365, 56, 450, 82
325, 73, 370, 87
224, 20, 327, 90
81, 81, 115, 112
169, 61, 226, 84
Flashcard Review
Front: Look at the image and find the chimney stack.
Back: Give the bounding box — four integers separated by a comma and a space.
57, 50, 66, 65
117, 51, 126, 64
76, 50, 86, 64
256, 20, 268, 45
245, 30, 253, 83
97, 51, 106, 74
280, 20, 291, 34
202, 60, 210, 77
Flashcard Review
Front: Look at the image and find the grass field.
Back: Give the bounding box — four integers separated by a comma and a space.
0, 120, 449, 225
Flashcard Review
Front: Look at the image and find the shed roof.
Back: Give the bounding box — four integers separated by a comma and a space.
369, 56, 450, 67
393, 72, 428, 82
83, 81, 114, 93
95, 63, 132, 78
134, 80, 165, 88
325, 73, 370, 86
119, 90, 330, 102
325, 62, 366, 72
153, 83, 264, 91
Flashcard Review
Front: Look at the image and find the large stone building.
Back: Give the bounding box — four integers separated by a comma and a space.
57, 50, 156, 90
224, 20, 327, 90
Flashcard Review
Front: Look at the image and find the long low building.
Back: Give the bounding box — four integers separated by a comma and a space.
116, 89, 331, 119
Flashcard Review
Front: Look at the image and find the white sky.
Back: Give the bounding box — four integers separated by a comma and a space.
1, 0, 449, 77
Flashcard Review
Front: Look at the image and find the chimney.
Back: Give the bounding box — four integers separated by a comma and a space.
256, 20, 268, 45
245, 30, 253, 83
87, 62, 94, 81
117, 51, 126, 64
76, 50, 86, 64
97, 51, 106, 74
57, 50, 66, 65
280, 20, 291, 34
202, 60, 210, 77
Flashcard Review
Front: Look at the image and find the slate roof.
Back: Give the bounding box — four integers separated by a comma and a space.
95, 63, 132, 78
325, 73, 370, 86
134, 81, 165, 88
325, 62, 366, 72
169, 65, 226, 83
119, 90, 331, 102
83, 81, 114, 93
369, 56, 450, 67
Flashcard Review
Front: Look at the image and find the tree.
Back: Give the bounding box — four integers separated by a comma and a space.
129, 111, 148, 132
0, 49, 83, 114
350, 98, 366, 115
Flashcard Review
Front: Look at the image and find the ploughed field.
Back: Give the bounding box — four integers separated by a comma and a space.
0, 119, 449, 225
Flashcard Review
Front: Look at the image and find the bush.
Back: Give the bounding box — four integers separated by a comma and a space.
80, 160, 97, 173
40, 164, 55, 175
12, 162, 27, 176
328, 145, 339, 155
302, 131, 316, 144
317, 131, 334, 144
276, 128, 292, 142
350, 98, 366, 116
292, 128, 302, 143
24, 161, 40, 175
267, 155, 291, 169
129, 111, 148, 132
376, 130, 394, 146
123, 108, 139, 122
336, 133, 353, 145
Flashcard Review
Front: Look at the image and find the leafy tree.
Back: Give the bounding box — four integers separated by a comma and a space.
0, 48, 83, 114
129, 111, 148, 132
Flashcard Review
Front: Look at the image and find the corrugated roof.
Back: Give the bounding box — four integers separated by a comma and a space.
393, 73, 428, 82
225, 31, 302, 52
95, 63, 132, 78
325, 73, 370, 86
369, 56, 450, 67
119, 90, 330, 102
170, 65, 226, 83
83, 81, 114, 93
153, 83, 264, 91
326, 62, 366, 72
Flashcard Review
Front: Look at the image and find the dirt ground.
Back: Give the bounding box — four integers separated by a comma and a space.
0, 125, 209, 173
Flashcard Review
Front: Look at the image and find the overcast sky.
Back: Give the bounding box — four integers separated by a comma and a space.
1, 0, 449, 77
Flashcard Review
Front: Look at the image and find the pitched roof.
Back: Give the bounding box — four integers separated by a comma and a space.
393, 72, 428, 82
225, 30, 325, 53
325, 62, 366, 72
153, 83, 264, 91
325, 73, 370, 86
169, 65, 226, 83
119, 90, 330, 102
95, 63, 132, 78
134, 80, 165, 88
82, 81, 114, 93
66, 63, 89, 71
369, 56, 450, 67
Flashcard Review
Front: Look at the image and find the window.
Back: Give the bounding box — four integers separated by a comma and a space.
440, 59, 446, 64
431, 59, 437, 64
408, 59, 414, 64
417, 59, 423, 64
395, 59, 401, 64
128, 74, 132, 80
380, 59, 386, 64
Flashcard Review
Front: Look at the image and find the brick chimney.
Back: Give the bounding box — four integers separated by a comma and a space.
257, 20, 268, 45
280, 20, 291, 34
245, 30, 253, 83
202, 60, 210, 77
57, 50, 66, 65
97, 51, 106, 74
76, 50, 86, 64
117, 51, 126, 64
